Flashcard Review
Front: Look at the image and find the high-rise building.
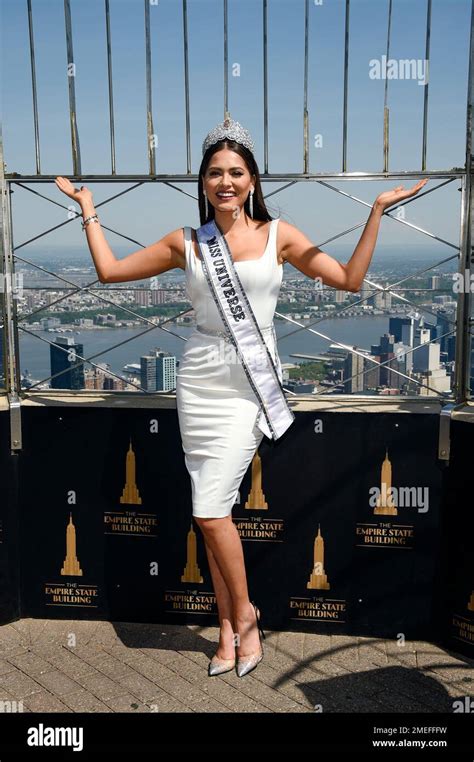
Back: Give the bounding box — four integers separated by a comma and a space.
134, 290, 150, 307
447, 335, 456, 363
50, 337, 85, 390
389, 317, 415, 345
151, 289, 166, 305
360, 285, 374, 306
436, 311, 453, 354
371, 333, 405, 389
140, 348, 176, 392
374, 286, 392, 310
418, 367, 451, 396
342, 351, 365, 393
412, 328, 437, 373
364, 355, 380, 390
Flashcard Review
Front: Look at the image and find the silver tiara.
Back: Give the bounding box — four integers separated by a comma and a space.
202, 112, 255, 156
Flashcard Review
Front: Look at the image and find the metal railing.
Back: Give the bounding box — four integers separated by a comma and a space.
1, 0, 472, 429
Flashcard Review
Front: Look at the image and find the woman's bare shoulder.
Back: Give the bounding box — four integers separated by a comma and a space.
182, 227, 199, 268
166, 226, 198, 270
276, 218, 295, 263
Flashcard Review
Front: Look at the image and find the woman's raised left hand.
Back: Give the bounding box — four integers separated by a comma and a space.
374, 178, 429, 212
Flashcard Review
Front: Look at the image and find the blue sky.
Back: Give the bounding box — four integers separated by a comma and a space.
2, 0, 471, 257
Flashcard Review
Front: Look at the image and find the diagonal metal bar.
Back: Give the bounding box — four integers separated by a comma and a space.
316, 178, 460, 250
13, 181, 146, 250
162, 182, 198, 201
263, 181, 298, 200
386, 253, 459, 291
258, 177, 459, 265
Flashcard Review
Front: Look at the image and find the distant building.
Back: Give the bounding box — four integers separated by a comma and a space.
96, 313, 116, 325
140, 348, 176, 392
343, 351, 365, 393
285, 381, 316, 394
134, 290, 150, 307
389, 317, 415, 345
84, 363, 128, 391
41, 317, 61, 330
50, 337, 85, 389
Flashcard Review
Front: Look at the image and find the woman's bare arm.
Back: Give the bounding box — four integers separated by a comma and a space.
54, 177, 184, 283
279, 180, 428, 291
101, 228, 184, 283
279, 219, 357, 291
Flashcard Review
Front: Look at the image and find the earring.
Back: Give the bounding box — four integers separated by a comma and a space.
204, 190, 209, 218
249, 188, 254, 218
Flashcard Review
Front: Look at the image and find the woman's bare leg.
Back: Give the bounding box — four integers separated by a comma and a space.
203, 539, 236, 659
195, 516, 261, 657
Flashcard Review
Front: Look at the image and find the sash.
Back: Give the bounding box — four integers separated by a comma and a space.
195, 219, 295, 441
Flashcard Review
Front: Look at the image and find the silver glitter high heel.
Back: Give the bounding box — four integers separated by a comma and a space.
208, 653, 236, 677
236, 601, 266, 678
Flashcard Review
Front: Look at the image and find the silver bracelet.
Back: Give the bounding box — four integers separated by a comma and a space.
82, 214, 99, 231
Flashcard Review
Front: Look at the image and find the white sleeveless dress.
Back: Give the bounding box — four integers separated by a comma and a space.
175, 218, 283, 519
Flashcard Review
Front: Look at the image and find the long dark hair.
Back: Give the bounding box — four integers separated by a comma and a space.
198, 139, 272, 226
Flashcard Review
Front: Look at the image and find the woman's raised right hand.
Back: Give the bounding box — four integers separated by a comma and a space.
55, 176, 94, 207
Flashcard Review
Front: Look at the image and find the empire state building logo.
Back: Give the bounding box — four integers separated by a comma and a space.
245, 450, 268, 510
307, 525, 330, 590
468, 590, 474, 612
374, 447, 398, 515
120, 439, 142, 505
181, 523, 203, 583
61, 513, 83, 576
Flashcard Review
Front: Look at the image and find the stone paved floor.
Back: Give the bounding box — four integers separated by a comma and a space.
0, 619, 472, 713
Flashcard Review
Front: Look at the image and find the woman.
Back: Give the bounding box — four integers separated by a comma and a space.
55, 115, 427, 678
